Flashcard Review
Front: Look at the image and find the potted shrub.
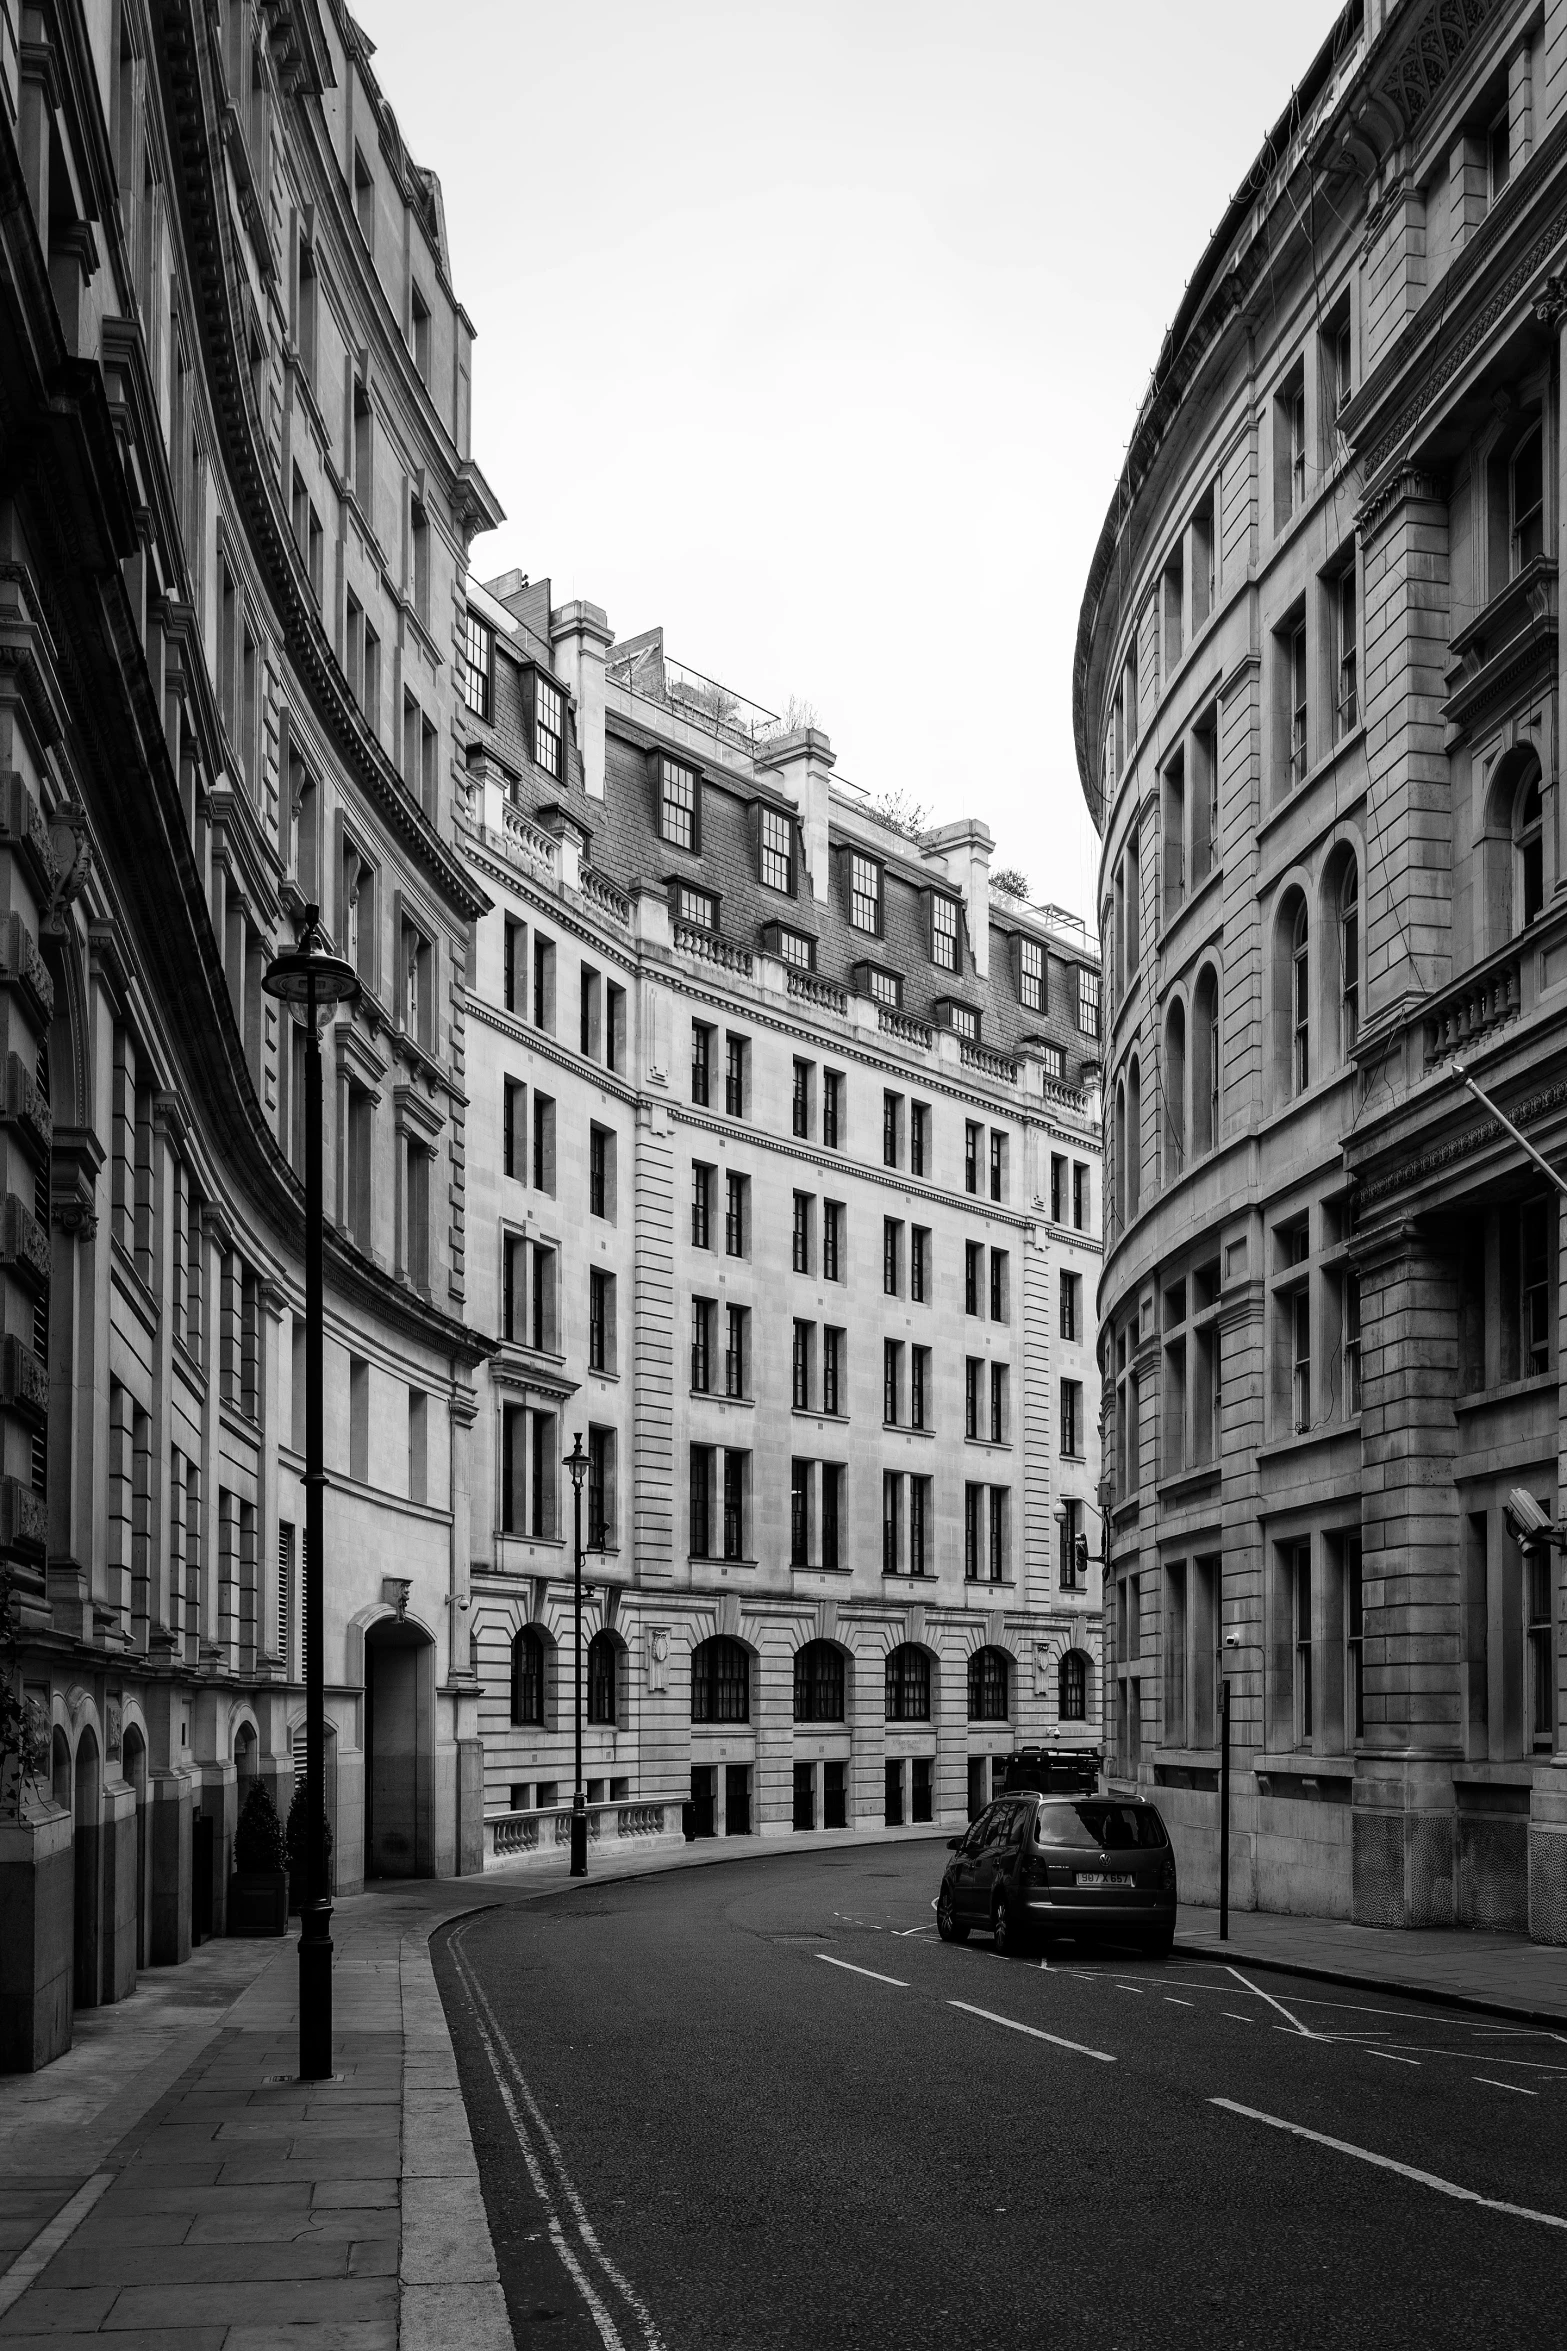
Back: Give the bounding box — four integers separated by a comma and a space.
229, 1778, 289, 1935
285, 1776, 333, 1915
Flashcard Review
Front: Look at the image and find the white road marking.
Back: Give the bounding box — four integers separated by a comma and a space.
1212, 2098, 1567, 2230
449, 1929, 666, 2351
1222, 2012, 1255, 2024
1166, 1997, 1194, 2007
1366, 2049, 1420, 2066
1226, 1964, 1320, 2040
1476, 2077, 1538, 2096
948, 1999, 1115, 2063
894, 1924, 936, 1937
816, 1955, 908, 1988
1114, 1984, 1145, 1995
0, 2173, 115, 2320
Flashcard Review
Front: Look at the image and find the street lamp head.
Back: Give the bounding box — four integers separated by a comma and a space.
262, 903, 360, 1028
564, 1430, 589, 1493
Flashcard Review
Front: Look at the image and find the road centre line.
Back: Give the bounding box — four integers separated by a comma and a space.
1211, 2098, 1567, 2230
816, 1955, 908, 1988
1222, 2012, 1256, 2024
1476, 2077, 1539, 2095
1226, 1964, 1320, 2039
948, 2000, 1115, 2063
1366, 2049, 1420, 2065
1165, 1997, 1195, 2007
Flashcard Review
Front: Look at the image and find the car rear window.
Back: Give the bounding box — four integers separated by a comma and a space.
1034, 1802, 1168, 1850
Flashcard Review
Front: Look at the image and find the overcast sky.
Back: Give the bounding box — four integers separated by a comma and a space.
361, 0, 1344, 932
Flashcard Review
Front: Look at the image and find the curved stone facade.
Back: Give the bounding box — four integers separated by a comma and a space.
1076, 0, 1567, 1937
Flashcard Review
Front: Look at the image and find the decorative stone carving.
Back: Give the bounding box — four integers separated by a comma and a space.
646, 1626, 669, 1694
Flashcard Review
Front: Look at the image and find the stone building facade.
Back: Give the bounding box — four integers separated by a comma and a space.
459, 575, 1105, 1858
0, 0, 501, 2067
1076, 0, 1567, 1938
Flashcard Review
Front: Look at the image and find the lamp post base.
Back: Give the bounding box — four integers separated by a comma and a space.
298, 1901, 335, 2079
570, 1801, 588, 1878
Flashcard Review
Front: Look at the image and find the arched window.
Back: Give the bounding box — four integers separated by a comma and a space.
1192, 966, 1219, 1157
794, 1640, 845, 1723
1291, 901, 1309, 1093
511, 1628, 545, 1726
1114, 1078, 1126, 1231
967, 1646, 1010, 1723
1059, 1650, 1088, 1723
587, 1631, 619, 1726
691, 1636, 750, 1724
1338, 860, 1359, 1058
885, 1644, 931, 1722
1518, 772, 1544, 930
1164, 1000, 1186, 1179
1127, 1057, 1141, 1217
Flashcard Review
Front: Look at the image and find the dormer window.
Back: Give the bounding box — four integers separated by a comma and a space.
865, 966, 901, 1009
1077, 968, 1100, 1038
461, 612, 492, 722
410, 283, 430, 384
533, 674, 563, 778
849, 853, 882, 935
771, 925, 814, 971
1019, 936, 1044, 1011
946, 1004, 979, 1043
760, 806, 793, 893
659, 755, 698, 850
931, 894, 959, 973
1043, 1043, 1065, 1081
677, 884, 717, 931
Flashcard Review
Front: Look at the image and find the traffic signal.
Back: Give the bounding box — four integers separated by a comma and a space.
1073, 1533, 1090, 1583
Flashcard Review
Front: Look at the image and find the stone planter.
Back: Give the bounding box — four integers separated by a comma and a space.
227, 1870, 288, 1936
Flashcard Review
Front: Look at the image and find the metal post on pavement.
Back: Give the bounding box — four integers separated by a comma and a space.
1219, 1676, 1232, 1943
564, 1432, 589, 1877
263, 908, 358, 2082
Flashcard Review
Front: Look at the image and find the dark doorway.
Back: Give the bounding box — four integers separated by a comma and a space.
73, 1730, 101, 2008
912, 1757, 934, 1824
824, 1760, 847, 1830
725, 1764, 751, 1836
192, 1811, 215, 1946
967, 1756, 988, 1820
123, 1727, 148, 1972
687, 1765, 716, 1839
365, 1617, 435, 1878
884, 1759, 904, 1828
793, 1761, 814, 1831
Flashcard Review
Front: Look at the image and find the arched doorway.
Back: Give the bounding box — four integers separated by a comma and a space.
364, 1617, 434, 1878
122, 1725, 148, 1971
72, 1727, 101, 2011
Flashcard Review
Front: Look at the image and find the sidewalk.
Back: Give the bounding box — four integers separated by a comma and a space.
0, 1884, 510, 2351
1175, 1900, 1567, 2025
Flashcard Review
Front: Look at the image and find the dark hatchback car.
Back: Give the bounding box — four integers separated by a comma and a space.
937, 1792, 1177, 1957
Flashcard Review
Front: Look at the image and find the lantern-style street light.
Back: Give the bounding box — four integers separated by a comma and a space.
262, 905, 359, 2080
564, 1432, 590, 1877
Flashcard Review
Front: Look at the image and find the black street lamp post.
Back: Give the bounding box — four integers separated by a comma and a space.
263, 906, 358, 2081
564, 1432, 589, 1877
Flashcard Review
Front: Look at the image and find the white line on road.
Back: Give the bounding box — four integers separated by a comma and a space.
816, 1955, 908, 1987
1222, 2012, 1255, 2024
1476, 2077, 1538, 2095
1211, 2098, 1567, 2229
449, 1929, 667, 2351
1114, 1984, 1145, 1995
1366, 2049, 1420, 2066
948, 1999, 1115, 2063
1166, 1997, 1194, 2007
1226, 1964, 1321, 2040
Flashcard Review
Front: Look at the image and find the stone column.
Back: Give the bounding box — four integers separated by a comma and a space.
1352, 1221, 1461, 1927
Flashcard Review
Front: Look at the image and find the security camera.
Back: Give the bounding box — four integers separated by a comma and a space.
1223, 1633, 1242, 1650
1505, 1489, 1556, 1550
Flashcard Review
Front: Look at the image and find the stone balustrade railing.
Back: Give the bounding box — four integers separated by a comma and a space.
484, 1799, 678, 1865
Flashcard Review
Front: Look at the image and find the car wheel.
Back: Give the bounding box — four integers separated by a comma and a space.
1144, 1927, 1174, 1960
936, 1886, 968, 1943
993, 1892, 1024, 1958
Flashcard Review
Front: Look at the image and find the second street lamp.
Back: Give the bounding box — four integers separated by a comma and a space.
564, 1432, 589, 1877
261, 904, 359, 2082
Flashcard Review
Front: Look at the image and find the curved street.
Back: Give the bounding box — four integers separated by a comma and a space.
433, 1842, 1567, 2351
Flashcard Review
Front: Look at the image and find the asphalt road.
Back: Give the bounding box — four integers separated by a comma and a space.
432, 1842, 1567, 2351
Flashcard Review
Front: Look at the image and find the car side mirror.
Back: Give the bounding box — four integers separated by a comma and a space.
946, 1836, 960, 1850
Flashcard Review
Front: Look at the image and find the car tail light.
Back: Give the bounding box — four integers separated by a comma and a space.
1161, 1854, 1176, 1892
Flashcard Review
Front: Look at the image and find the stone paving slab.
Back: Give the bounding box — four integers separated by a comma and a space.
1176, 1898, 1567, 2020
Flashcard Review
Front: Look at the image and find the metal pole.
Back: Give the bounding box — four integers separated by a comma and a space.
570, 1468, 586, 1877
300, 969, 333, 2078
1218, 1676, 1231, 1944
1452, 1062, 1567, 1200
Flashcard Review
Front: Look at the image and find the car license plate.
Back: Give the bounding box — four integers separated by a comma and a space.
1076, 1872, 1132, 1888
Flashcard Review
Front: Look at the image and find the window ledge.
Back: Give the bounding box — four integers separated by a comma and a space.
1455, 1373, 1555, 1416
588, 1368, 621, 1384
1254, 1423, 1360, 1466
792, 1408, 849, 1424
690, 1389, 753, 1408
792, 1562, 851, 1576
966, 1436, 1013, 1452
1155, 1462, 1222, 1504
1254, 1751, 1355, 1782
690, 1555, 756, 1570
885, 1422, 937, 1439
